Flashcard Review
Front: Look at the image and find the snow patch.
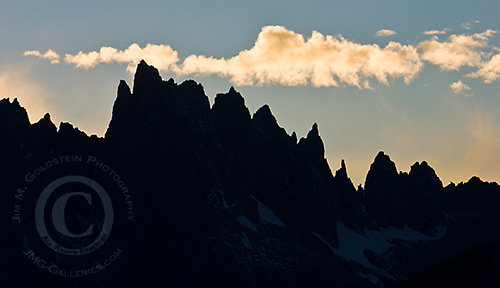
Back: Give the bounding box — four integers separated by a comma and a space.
218, 190, 235, 209
312, 232, 335, 252
334, 221, 446, 279
358, 273, 380, 284
237, 216, 257, 232
250, 195, 286, 227
241, 232, 252, 249
313, 222, 446, 281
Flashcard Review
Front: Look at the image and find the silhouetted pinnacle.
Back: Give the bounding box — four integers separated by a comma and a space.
335, 159, 348, 179
298, 122, 325, 160
212, 87, 250, 124
310, 123, 319, 137
118, 80, 132, 97
133, 60, 162, 96
364, 151, 398, 193
253, 104, 278, 127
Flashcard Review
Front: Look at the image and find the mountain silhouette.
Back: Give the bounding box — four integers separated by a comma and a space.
1, 60, 500, 287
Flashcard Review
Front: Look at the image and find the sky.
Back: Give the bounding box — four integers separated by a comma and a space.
2, 0, 500, 186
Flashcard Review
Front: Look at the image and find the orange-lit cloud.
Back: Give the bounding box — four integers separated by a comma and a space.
180, 26, 422, 88
375, 29, 397, 37
417, 30, 496, 71
64, 43, 179, 73
450, 80, 471, 96
24, 26, 500, 87
27, 26, 421, 88
468, 53, 500, 83
23, 49, 60, 64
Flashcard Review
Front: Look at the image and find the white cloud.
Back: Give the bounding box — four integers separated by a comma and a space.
23, 49, 60, 64
180, 26, 422, 88
450, 80, 471, 96
64, 43, 180, 73
423, 29, 449, 35
468, 53, 500, 83
417, 30, 497, 71
376, 29, 397, 37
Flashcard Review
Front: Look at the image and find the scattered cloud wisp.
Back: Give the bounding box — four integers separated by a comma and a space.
376, 29, 397, 37
417, 30, 496, 71
423, 29, 449, 35
468, 53, 500, 83
23, 49, 60, 64
450, 80, 472, 96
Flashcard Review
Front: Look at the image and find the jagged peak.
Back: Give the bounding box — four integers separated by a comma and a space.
0, 97, 22, 108
0, 97, 31, 127
58, 122, 81, 133
308, 122, 319, 138
364, 151, 398, 189
335, 159, 348, 179
291, 131, 297, 143
118, 80, 131, 97
32, 113, 57, 135
212, 86, 250, 123
372, 151, 396, 169
253, 104, 277, 126
228, 86, 238, 94
37, 113, 53, 124
409, 160, 441, 181
408, 160, 443, 190
166, 78, 175, 85
178, 79, 206, 96
132, 59, 162, 96
467, 176, 483, 184
298, 123, 325, 160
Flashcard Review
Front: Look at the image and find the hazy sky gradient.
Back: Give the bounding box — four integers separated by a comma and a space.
2, 0, 500, 186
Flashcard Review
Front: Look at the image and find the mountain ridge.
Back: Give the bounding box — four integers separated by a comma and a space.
1, 60, 499, 287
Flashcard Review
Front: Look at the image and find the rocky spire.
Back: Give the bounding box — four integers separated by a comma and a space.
298, 123, 325, 161
212, 86, 251, 125
132, 60, 162, 97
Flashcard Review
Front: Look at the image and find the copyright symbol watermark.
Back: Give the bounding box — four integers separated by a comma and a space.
35, 175, 113, 256
12, 155, 134, 277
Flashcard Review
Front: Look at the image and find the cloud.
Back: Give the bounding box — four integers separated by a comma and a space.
450, 80, 472, 96
63, 43, 179, 73
417, 30, 497, 71
23, 49, 60, 64
460, 20, 480, 30
467, 53, 500, 83
27, 25, 500, 88
180, 26, 422, 88
376, 29, 397, 37
423, 29, 449, 35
